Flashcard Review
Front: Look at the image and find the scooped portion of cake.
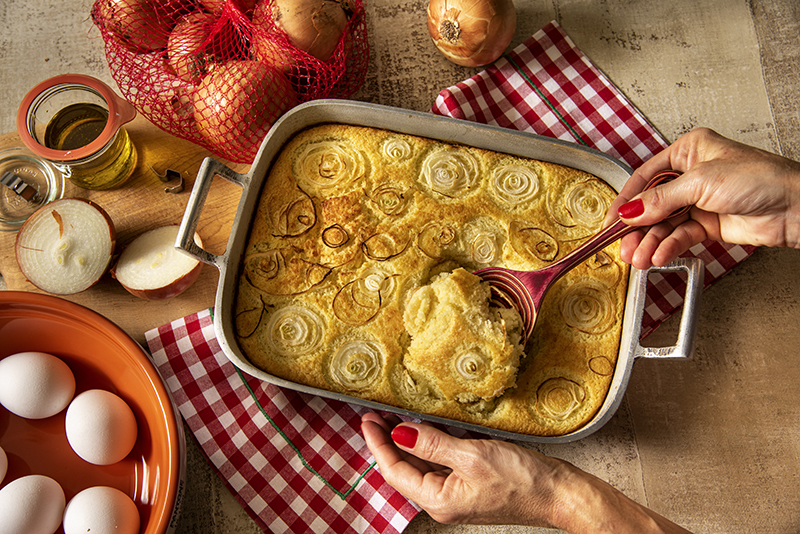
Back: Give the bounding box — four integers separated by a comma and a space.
403, 268, 524, 403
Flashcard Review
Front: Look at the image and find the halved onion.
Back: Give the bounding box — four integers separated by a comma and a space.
266, 305, 325, 356
15, 199, 115, 295
111, 225, 203, 300
420, 148, 478, 197
329, 340, 384, 391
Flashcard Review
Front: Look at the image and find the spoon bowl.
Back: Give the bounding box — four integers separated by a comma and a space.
476, 170, 689, 342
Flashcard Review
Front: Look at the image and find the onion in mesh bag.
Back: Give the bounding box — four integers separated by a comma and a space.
193, 60, 298, 151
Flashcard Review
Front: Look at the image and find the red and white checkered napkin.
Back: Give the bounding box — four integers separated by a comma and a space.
433, 20, 756, 336
145, 309, 421, 534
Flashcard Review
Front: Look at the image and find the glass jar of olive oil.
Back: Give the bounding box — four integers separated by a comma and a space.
16, 74, 138, 191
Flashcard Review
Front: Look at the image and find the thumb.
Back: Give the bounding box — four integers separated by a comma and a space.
391, 423, 466, 468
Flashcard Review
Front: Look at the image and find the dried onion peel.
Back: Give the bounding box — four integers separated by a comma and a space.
15, 199, 116, 295
426, 0, 516, 67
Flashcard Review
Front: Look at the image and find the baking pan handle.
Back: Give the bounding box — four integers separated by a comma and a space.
176, 157, 249, 269
632, 257, 704, 360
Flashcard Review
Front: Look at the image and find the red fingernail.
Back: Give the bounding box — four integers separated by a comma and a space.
618, 198, 644, 219
391, 425, 418, 448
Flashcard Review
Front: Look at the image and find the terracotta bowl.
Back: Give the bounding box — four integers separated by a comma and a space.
0, 291, 185, 534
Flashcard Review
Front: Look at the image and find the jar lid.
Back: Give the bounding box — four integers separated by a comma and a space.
0, 147, 65, 231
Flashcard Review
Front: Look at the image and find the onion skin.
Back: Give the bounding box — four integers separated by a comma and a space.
93, 0, 176, 52
193, 60, 298, 151
201, 0, 258, 14
426, 0, 516, 67
254, 0, 349, 62
167, 12, 217, 83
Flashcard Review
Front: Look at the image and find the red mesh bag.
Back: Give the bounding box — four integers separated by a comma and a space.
91, 0, 369, 163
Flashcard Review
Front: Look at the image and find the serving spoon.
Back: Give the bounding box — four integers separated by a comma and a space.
475, 170, 689, 343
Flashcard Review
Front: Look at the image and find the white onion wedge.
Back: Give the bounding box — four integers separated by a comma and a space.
111, 225, 203, 300
15, 198, 116, 295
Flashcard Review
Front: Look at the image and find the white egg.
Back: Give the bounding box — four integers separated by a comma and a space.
0, 352, 76, 419
63, 486, 140, 534
65, 389, 138, 465
0, 474, 65, 534
0, 445, 7, 484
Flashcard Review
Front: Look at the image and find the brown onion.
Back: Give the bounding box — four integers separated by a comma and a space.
426, 0, 516, 67
167, 12, 217, 83
92, 0, 176, 52
193, 60, 297, 151
253, 0, 349, 62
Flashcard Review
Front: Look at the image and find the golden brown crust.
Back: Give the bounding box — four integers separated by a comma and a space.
234, 124, 629, 436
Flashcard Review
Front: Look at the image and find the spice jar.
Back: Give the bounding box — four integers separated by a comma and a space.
16, 74, 138, 191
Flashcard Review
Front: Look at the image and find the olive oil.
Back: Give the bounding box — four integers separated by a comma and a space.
43, 103, 137, 190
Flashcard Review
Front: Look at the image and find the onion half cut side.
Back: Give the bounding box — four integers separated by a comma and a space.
15, 198, 116, 295
112, 225, 203, 300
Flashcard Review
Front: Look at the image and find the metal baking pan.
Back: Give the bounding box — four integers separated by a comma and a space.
176, 100, 703, 443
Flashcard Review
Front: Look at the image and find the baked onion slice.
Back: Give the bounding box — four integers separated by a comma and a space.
369, 185, 409, 216
266, 305, 325, 357
244, 248, 331, 295
329, 340, 384, 391
322, 224, 349, 248
455, 349, 488, 381
548, 178, 611, 230
420, 148, 478, 197
589, 355, 614, 376
470, 233, 497, 264
417, 222, 456, 259
332, 269, 396, 325
491, 164, 540, 205
361, 232, 410, 261
566, 182, 609, 229
294, 139, 365, 189
382, 138, 413, 161
559, 281, 615, 334
509, 222, 559, 263
535, 378, 586, 421
265, 182, 316, 237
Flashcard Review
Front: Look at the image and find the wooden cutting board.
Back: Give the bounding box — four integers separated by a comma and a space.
0, 116, 250, 346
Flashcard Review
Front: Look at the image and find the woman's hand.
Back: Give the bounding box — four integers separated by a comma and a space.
361, 412, 565, 528
361, 412, 692, 533
606, 128, 800, 269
